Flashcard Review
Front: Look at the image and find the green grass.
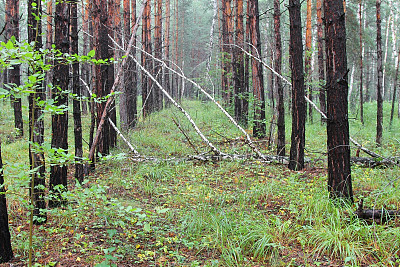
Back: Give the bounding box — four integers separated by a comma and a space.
1, 98, 400, 266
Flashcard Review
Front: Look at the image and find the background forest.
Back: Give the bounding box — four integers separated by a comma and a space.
0, 0, 400, 266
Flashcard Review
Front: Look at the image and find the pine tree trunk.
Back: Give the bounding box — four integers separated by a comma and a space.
49, 1, 70, 208
359, 0, 364, 124
390, 49, 400, 125
316, 0, 326, 121
107, 0, 117, 147
28, 0, 47, 224
376, 0, 383, 146
5, 0, 23, 137
0, 141, 13, 263
164, 0, 171, 103
305, 0, 313, 123
71, 0, 84, 182
274, 0, 285, 156
325, 0, 353, 202
233, 0, 247, 126
221, 0, 233, 104
154, 0, 163, 110
288, 0, 306, 171
142, 0, 153, 117
92, 0, 110, 161
45, 0, 53, 99
81, 0, 90, 115
249, 0, 266, 138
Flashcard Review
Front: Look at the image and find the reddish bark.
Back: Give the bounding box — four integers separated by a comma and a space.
316, 0, 326, 119
376, 0, 383, 146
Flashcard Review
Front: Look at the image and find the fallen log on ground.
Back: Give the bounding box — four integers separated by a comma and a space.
351, 157, 400, 168
355, 199, 400, 223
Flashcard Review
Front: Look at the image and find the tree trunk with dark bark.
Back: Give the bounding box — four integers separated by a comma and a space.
49, 1, 70, 208
154, 0, 163, 110
305, 0, 313, 123
221, 0, 233, 104
390, 49, 400, 126
142, 0, 153, 117
5, 0, 23, 137
92, 0, 110, 160
359, 0, 364, 124
164, 0, 171, 104
0, 141, 13, 263
376, 0, 383, 147
325, 0, 353, 202
249, 0, 266, 138
71, 0, 84, 183
28, 0, 47, 224
233, 0, 247, 127
288, 0, 306, 171
274, 0, 285, 156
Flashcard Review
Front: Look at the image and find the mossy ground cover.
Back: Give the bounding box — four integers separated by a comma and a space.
1, 99, 400, 266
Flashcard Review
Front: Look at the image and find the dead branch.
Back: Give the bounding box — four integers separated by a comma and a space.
355, 199, 400, 223
171, 117, 200, 154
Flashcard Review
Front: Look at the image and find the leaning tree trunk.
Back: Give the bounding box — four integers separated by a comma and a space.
376, 0, 383, 146
274, 0, 285, 156
71, 0, 84, 182
325, 0, 353, 202
49, 1, 70, 208
288, 0, 306, 171
28, 0, 47, 225
5, 0, 23, 137
316, 0, 326, 121
249, 0, 266, 138
0, 141, 13, 263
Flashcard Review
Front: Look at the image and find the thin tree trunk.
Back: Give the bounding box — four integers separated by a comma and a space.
376, 0, 383, 146
0, 141, 13, 263
5, 0, 23, 137
154, 0, 163, 110
71, 0, 84, 182
274, 0, 285, 156
325, 0, 353, 202
142, 0, 153, 117
359, 0, 364, 124
49, 1, 70, 208
221, 0, 233, 104
81, 0, 90, 115
390, 49, 400, 125
164, 0, 171, 102
316, 0, 326, 122
288, 0, 306, 170
382, 13, 391, 98
305, 0, 313, 123
249, 0, 266, 138
45, 0, 53, 99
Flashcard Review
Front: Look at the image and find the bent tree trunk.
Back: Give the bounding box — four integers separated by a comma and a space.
0, 141, 13, 263
288, 0, 306, 171
325, 0, 353, 202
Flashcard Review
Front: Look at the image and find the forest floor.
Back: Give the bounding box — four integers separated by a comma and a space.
1, 100, 400, 266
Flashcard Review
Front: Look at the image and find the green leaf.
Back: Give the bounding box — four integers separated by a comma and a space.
88, 50, 95, 57
144, 223, 151, 233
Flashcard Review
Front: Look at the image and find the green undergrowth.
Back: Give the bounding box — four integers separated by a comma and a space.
1, 99, 400, 266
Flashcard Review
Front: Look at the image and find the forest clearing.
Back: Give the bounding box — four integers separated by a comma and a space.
1, 0, 400, 266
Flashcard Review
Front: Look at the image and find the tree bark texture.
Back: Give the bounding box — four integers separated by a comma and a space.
390, 49, 400, 125
49, 1, 70, 208
249, 0, 266, 138
5, 0, 23, 137
359, 0, 364, 124
0, 141, 13, 263
142, 0, 153, 117
325, 0, 353, 202
221, 0, 233, 104
375, 0, 383, 146
305, 0, 313, 123
288, 0, 306, 171
233, 0, 248, 127
316, 0, 326, 121
71, 0, 84, 182
274, 0, 285, 156
28, 0, 47, 224
154, 0, 163, 110
93, 0, 110, 157
164, 0, 171, 103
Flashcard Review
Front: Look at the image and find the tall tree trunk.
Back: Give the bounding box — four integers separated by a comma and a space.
305, 0, 313, 123
92, 0, 110, 163
164, 0, 171, 102
233, 0, 247, 126
0, 141, 13, 263
221, 0, 233, 104
154, 0, 163, 110
390, 49, 400, 125
49, 1, 70, 208
382, 14, 391, 98
249, 0, 266, 138
316, 0, 326, 122
274, 0, 285, 156
71, 0, 84, 182
325, 0, 353, 202
142, 0, 153, 117
359, 0, 364, 124
107, 0, 117, 148
5, 0, 23, 137
376, 0, 383, 146
28, 0, 47, 225
244, 0, 250, 118
81, 0, 90, 115
45, 0, 53, 99
288, 0, 306, 171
